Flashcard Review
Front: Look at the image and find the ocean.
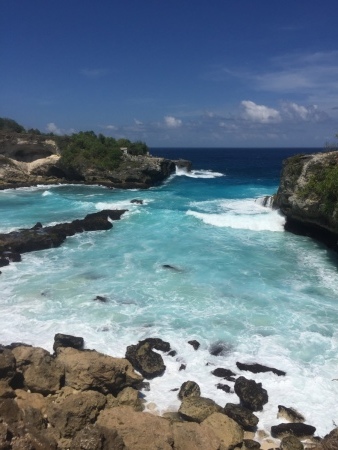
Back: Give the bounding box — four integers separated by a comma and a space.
0, 147, 337, 437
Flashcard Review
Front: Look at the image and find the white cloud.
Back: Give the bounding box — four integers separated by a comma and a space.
241, 100, 281, 123
46, 122, 62, 135
281, 102, 329, 122
105, 124, 118, 130
134, 119, 143, 126
164, 116, 182, 128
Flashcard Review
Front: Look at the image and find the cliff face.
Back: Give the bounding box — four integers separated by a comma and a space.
0, 133, 184, 189
273, 150, 338, 249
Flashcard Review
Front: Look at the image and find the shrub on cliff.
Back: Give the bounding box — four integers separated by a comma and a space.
60, 132, 149, 172
299, 154, 338, 214
60, 131, 123, 171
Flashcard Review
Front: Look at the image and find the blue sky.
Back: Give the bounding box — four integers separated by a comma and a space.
1, 1, 338, 148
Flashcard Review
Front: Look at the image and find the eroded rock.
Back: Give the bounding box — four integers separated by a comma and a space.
234, 376, 268, 412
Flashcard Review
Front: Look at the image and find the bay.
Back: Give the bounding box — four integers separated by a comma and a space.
0, 147, 337, 436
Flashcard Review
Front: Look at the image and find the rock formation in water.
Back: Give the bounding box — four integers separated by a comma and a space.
273, 150, 338, 250
0, 132, 191, 189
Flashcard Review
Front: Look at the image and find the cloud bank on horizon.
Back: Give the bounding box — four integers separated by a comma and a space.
1, 1, 338, 147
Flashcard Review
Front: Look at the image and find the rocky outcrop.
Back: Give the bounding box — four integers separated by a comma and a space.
0, 209, 126, 266
234, 376, 268, 411
0, 334, 335, 449
0, 132, 188, 189
125, 338, 171, 379
273, 151, 338, 250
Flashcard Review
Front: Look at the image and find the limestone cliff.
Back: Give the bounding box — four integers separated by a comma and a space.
273, 150, 338, 250
0, 132, 187, 189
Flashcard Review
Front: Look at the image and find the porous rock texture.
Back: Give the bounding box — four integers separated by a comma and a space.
273, 150, 338, 250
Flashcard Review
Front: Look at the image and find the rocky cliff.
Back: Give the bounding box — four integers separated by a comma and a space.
0, 132, 189, 189
273, 150, 338, 250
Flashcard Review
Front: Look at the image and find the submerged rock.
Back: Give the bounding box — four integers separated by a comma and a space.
188, 340, 200, 350
236, 361, 286, 376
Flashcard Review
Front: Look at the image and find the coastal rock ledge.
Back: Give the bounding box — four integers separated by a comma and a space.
273, 150, 338, 250
0, 132, 191, 189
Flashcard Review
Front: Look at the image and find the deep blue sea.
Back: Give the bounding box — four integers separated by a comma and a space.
1, 147, 337, 437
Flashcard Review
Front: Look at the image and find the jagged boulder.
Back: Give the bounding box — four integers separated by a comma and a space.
53, 333, 84, 353
56, 347, 143, 395
172, 421, 221, 450
234, 376, 268, 411
11, 345, 64, 395
178, 380, 201, 400
96, 405, 173, 450
125, 339, 169, 379
178, 396, 222, 423
271, 422, 316, 439
313, 427, 338, 450
47, 389, 107, 438
70, 424, 126, 450
202, 412, 244, 449
278, 405, 305, 423
280, 435, 304, 450
223, 403, 259, 430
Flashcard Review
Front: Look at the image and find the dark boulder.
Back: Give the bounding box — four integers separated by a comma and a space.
0, 257, 9, 267
211, 368, 236, 379
0, 209, 127, 257
223, 403, 259, 430
234, 376, 268, 411
209, 341, 232, 356
188, 340, 200, 350
178, 381, 201, 400
271, 422, 316, 439
130, 199, 143, 204
242, 439, 261, 449
236, 361, 286, 376
216, 383, 231, 393
125, 339, 167, 379
53, 333, 84, 353
94, 295, 108, 303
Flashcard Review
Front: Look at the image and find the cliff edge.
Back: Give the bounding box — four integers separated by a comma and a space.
273, 150, 338, 250
0, 132, 190, 189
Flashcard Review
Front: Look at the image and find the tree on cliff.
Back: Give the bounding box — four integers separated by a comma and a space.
60, 131, 123, 171
0, 117, 25, 133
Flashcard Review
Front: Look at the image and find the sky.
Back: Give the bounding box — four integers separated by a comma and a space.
1, 1, 338, 148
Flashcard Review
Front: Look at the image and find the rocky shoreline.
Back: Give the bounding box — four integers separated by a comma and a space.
0, 209, 127, 269
1, 333, 336, 450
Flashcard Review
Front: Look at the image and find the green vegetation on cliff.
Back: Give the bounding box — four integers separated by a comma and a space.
299, 156, 338, 214
0, 117, 149, 172
60, 132, 148, 171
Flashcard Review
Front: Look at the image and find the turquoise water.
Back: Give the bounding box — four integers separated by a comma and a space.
0, 148, 337, 436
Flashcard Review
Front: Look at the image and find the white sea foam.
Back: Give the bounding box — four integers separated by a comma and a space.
175, 166, 224, 178
187, 198, 285, 232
